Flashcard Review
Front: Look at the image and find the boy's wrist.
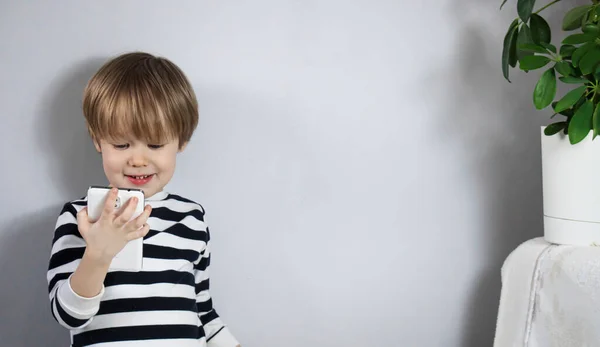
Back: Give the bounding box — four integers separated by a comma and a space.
70, 248, 111, 299
83, 248, 113, 267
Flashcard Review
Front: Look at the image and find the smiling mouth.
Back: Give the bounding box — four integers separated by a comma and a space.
126, 174, 153, 179
125, 174, 155, 186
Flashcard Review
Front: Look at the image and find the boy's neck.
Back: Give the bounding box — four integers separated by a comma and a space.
146, 190, 168, 201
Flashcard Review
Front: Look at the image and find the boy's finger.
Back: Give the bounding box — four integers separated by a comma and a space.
113, 197, 138, 227
126, 205, 152, 232
76, 207, 90, 232
102, 188, 119, 216
77, 206, 87, 216
125, 223, 150, 241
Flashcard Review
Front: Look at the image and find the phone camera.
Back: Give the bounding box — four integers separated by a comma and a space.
114, 196, 121, 209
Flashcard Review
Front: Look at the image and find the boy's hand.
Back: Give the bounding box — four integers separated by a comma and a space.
77, 188, 152, 264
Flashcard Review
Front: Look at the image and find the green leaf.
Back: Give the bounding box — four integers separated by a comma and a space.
559, 76, 588, 84
500, 0, 508, 10
519, 43, 549, 53
583, 23, 600, 35
555, 61, 575, 76
593, 103, 600, 139
554, 85, 587, 112
502, 19, 520, 82
563, 5, 592, 31
583, 10, 593, 26
517, 0, 535, 23
544, 122, 567, 135
540, 42, 557, 53
579, 47, 600, 75
559, 108, 575, 117
562, 33, 597, 45
517, 25, 535, 59
572, 42, 594, 67
530, 14, 551, 44
533, 68, 557, 109
560, 45, 577, 58
553, 102, 576, 119
509, 34, 519, 68
568, 100, 594, 144
519, 55, 551, 70
575, 94, 587, 109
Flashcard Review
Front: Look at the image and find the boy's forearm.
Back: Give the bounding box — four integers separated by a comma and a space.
70, 249, 111, 298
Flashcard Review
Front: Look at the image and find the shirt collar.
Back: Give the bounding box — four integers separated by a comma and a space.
146, 190, 168, 201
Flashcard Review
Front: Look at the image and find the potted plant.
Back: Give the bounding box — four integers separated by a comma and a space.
502, 0, 600, 245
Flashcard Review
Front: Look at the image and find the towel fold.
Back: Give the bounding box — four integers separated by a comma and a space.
494, 237, 600, 346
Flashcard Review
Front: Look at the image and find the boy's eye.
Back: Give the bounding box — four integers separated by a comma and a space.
113, 144, 129, 149
148, 144, 164, 149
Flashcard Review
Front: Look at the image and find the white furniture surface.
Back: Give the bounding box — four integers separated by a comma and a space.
494, 238, 600, 347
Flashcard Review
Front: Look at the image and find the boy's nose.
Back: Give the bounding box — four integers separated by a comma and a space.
128, 153, 148, 167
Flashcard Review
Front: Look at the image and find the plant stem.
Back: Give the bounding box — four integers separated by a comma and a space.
534, 0, 562, 14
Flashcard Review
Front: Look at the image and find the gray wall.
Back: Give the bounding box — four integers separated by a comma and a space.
0, 0, 560, 346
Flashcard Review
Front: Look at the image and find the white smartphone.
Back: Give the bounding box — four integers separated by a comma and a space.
87, 186, 145, 271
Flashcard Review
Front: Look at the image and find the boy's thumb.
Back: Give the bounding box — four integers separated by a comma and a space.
76, 207, 90, 230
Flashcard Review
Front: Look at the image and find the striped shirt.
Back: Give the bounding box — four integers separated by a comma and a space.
47, 191, 239, 347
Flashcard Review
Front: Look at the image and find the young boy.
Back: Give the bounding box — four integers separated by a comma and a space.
46, 52, 240, 347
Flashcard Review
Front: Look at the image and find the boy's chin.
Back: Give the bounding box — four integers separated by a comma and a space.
140, 187, 160, 198
105, 177, 163, 197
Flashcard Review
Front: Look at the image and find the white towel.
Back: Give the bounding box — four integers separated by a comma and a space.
494, 237, 600, 347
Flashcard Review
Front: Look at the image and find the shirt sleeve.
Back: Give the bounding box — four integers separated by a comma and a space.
47, 202, 104, 330
194, 210, 239, 347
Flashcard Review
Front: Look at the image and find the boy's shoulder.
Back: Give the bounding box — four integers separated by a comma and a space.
150, 192, 209, 224
150, 193, 211, 234
60, 196, 87, 216
160, 192, 206, 214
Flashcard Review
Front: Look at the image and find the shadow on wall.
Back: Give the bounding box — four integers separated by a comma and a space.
37, 57, 108, 199
432, 1, 577, 346
0, 207, 67, 346
0, 58, 108, 346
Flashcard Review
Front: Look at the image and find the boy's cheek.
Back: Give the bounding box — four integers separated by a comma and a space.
101, 154, 124, 173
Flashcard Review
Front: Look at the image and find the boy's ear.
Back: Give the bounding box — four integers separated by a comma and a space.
178, 141, 188, 153
93, 140, 102, 153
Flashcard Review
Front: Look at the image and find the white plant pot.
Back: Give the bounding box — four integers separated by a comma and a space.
542, 126, 600, 245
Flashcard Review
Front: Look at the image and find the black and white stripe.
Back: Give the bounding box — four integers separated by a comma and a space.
47, 192, 238, 347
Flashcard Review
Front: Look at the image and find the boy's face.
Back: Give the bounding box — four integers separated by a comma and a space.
94, 137, 186, 198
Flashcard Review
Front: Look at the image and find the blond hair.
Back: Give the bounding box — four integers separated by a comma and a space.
83, 52, 198, 148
